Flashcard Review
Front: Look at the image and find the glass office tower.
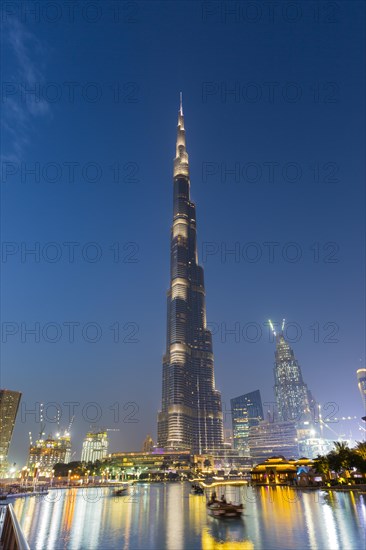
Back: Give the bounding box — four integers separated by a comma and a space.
231, 390, 263, 453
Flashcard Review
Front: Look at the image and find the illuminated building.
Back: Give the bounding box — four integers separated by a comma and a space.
298, 437, 334, 459
81, 430, 108, 463
28, 432, 71, 474
251, 457, 314, 486
248, 420, 299, 463
0, 389, 21, 475
357, 368, 366, 411
157, 95, 224, 453
142, 434, 154, 453
270, 320, 315, 427
108, 450, 192, 474
231, 391, 263, 454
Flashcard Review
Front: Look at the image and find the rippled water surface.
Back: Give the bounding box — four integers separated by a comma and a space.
13, 483, 366, 549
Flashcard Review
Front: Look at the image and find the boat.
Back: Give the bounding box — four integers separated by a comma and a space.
207, 491, 243, 518
207, 501, 243, 518
191, 483, 204, 495
113, 484, 129, 496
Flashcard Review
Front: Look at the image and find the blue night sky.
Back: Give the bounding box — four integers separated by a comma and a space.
1, 1, 365, 465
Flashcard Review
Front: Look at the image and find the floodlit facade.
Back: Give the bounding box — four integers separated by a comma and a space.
231, 390, 263, 454
298, 437, 335, 459
81, 431, 108, 463
157, 96, 224, 453
357, 368, 366, 412
28, 433, 71, 474
0, 389, 21, 475
142, 435, 154, 453
272, 328, 315, 425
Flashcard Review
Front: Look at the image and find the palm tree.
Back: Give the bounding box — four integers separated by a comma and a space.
313, 455, 330, 482
329, 441, 352, 479
355, 441, 366, 460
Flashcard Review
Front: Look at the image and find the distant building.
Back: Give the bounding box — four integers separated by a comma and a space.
357, 368, 366, 412
142, 435, 154, 453
0, 389, 21, 475
81, 431, 108, 463
298, 437, 335, 459
108, 450, 192, 475
28, 432, 71, 475
231, 390, 263, 454
248, 420, 299, 463
271, 322, 315, 427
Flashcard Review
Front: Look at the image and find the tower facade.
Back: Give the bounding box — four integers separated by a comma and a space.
157, 97, 223, 453
357, 368, 366, 412
272, 326, 314, 425
231, 390, 263, 454
0, 389, 21, 475
81, 431, 108, 463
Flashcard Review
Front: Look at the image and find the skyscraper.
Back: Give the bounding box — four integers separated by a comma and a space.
81, 430, 108, 463
28, 432, 72, 474
357, 368, 366, 411
271, 320, 314, 425
0, 389, 21, 475
231, 391, 263, 454
157, 96, 224, 453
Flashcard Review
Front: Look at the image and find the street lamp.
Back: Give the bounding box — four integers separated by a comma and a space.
68, 469, 72, 487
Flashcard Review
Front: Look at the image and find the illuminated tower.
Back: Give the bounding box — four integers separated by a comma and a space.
270, 320, 315, 425
157, 95, 224, 453
0, 389, 21, 475
357, 368, 366, 412
81, 430, 108, 463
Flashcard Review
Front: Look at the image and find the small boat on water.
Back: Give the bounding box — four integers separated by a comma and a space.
113, 484, 129, 496
207, 490, 243, 518
207, 501, 243, 518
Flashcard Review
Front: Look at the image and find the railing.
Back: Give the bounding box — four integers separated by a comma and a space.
0, 504, 30, 550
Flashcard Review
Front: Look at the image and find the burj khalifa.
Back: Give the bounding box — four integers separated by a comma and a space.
157, 96, 224, 453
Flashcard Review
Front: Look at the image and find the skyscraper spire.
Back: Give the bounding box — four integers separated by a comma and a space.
179, 91, 183, 115
174, 94, 189, 178
158, 99, 223, 453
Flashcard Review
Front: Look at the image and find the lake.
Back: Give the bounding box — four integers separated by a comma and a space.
13, 483, 366, 549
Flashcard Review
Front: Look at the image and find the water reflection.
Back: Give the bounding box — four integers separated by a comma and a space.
11, 483, 366, 550
203, 519, 253, 549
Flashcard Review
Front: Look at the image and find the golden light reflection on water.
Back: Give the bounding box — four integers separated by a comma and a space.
201, 527, 254, 550
62, 488, 77, 532
11, 484, 366, 549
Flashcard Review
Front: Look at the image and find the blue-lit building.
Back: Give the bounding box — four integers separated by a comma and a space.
231, 390, 263, 454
